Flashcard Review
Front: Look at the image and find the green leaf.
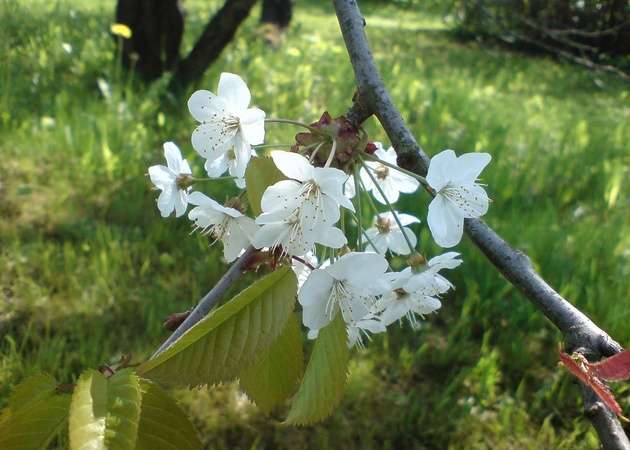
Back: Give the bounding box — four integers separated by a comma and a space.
285, 313, 349, 425
136, 380, 202, 450
139, 266, 298, 387
245, 156, 285, 216
68, 369, 142, 450
0, 373, 71, 450
239, 313, 304, 412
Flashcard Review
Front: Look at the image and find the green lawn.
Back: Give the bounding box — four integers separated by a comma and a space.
1, 0, 628, 448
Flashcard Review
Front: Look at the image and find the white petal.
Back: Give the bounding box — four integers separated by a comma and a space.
373, 178, 400, 204
428, 252, 462, 270
148, 165, 175, 188
163, 142, 183, 174
411, 296, 442, 315
388, 228, 417, 255
217, 72, 251, 112
426, 149, 457, 191
445, 183, 489, 218
191, 121, 235, 159
252, 222, 288, 249
313, 167, 354, 211
232, 134, 252, 179
204, 153, 229, 178
373, 145, 393, 163
380, 298, 412, 326
234, 177, 246, 189
427, 195, 465, 248
179, 158, 192, 175
299, 270, 335, 331
156, 189, 174, 217
359, 166, 374, 191
339, 297, 370, 324
344, 177, 356, 198
392, 212, 420, 227
188, 90, 227, 122
260, 180, 301, 216
365, 230, 388, 254
326, 252, 388, 285
223, 222, 250, 262
313, 226, 346, 249
299, 194, 340, 228
389, 170, 419, 194
239, 107, 265, 145
451, 152, 491, 185
188, 205, 224, 227
270, 151, 313, 182
236, 216, 258, 240
173, 189, 188, 217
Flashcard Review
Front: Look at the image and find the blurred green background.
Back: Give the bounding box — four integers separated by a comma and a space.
0, 0, 628, 448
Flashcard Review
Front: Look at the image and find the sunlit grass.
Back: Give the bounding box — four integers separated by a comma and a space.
0, 0, 628, 448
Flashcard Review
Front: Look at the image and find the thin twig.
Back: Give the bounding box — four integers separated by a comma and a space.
151, 246, 255, 358
332, 1, 629, 448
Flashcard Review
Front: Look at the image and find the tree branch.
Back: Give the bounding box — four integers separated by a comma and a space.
332, 1, 629, 448
151, 246, 255, 358
168, 0, 257, 93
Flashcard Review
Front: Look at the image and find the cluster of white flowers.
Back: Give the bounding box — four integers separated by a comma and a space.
148, 72, 492, 348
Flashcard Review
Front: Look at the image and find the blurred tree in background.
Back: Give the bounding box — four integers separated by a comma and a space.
451, 0, 630, 77
115, 0, 293, 85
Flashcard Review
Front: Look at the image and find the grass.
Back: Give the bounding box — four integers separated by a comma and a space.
1, 0, 629, 448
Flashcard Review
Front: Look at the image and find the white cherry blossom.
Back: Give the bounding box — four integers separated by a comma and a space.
252, 151, 353, 256
148, 142, 192, 218
376, 270, 443, 327
365, 211, 420, 255
252, 210, 346, 257
267, 150, 355, 217
298, 252, 389, 334
188, 72, 265, 179
403, 252, 463, 294
188, 192, 257, 262
426, 149, 491, 247
360, 143, 419, 204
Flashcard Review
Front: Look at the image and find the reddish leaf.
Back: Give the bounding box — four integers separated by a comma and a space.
558, 349, 627, 420
588, 349, 630, 381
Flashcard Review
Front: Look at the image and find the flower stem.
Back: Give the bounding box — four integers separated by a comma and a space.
352, 168, 363, 248
253, 143, 294, 149
265, 118, 322, 134
362, 153, 427, 185
292, 255, 316, 270
361, 162, 416, 254
309, 142, 324, 162
324, 139, 337, 168
193, 176, 237, 181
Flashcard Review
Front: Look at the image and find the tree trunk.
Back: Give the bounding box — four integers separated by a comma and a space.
260, 0, 293, 29
115, 0, 184, 81
168, 0, 257, 94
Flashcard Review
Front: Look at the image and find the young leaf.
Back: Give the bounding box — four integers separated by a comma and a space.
136, 380, 202, 450
239, 313, 304, 412
589, 348, 630, 381
285, 313, 349, 425
139, 266, 298, 387
245, 156, 285, 216
558, 350, 627, 420
68, 369, 142, 450
0, 373, 71, 450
